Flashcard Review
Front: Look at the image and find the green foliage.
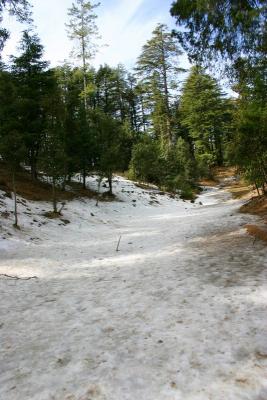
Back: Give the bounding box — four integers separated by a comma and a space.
0, 0, 32, 54
170, 0, 266, 66
230, 101, 267, 187
92, 111, 131, 193
1, 18, 234, 203
0, 70, 26, 168
129, 136, 197, 195
129, 139, 163, 184
170, 0, 267, 194
66, 0, 100, 63
164, 137, 197, 190
136, 24, 185, 147
11, 30, 51, 179
66, 0, 100, 109
179, 66, 230, 170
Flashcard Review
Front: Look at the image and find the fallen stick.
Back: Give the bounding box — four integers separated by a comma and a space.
116, 235, 122, 252
0, 274, 38, 280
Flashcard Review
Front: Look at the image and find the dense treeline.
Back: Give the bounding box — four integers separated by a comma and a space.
0, 0, 266, 226
171, 0, 267, 193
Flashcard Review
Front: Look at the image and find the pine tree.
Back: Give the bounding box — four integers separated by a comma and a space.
0, 70, 26, 227
55, 64, 96, 188
179, 66, 228, 170
39, 71, 67, 213
170, 0, 266, 67
66, 0, 100, 110
11, 30, 50, 180
93, 111, 129, 194
136, 24, 184, 147
170, 0, 267, 191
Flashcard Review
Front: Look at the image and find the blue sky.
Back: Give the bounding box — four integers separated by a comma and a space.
2, 0, 189, 70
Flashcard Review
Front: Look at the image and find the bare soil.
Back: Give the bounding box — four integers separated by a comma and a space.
0, 163, 108, 203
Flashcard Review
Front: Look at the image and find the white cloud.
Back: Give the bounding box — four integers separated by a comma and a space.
1, 0, 187, 71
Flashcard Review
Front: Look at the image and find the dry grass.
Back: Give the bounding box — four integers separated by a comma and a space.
198, 178, 218, 187
207, 166, 258, 200
240, 195, 267, 216
199, 167, 267, 245
199, 167, 237, 187
134, 182, 158, 191
242, 195, 267, 244
213, 166, 237, 179
0, 163, 109, 203
0, 164, 75, 202
245, 224, 267, 243
227, 183, 256, 199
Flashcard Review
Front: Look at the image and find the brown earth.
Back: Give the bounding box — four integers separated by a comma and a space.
245, 224, 267, 243
200, 166, 267, 244
0, 163, 102, 203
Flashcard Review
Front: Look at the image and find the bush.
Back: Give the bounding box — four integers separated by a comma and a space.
129, 137, 200, 197
129, 139, 164, 184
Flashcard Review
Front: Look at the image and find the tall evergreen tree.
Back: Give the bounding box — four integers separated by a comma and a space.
179, 66, 228, 170
170, 0, 266, 189
39, 71, 67, 212
11, 30, 50, 180
136, 24, 184, 148
66, 0, 100, 110
93, 111, 129, 194
55, 64, 96, 188
0, 70, 26, 227
170, 0, 266, 67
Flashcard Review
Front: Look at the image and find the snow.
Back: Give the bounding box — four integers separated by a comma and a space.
0, 176, 267, 400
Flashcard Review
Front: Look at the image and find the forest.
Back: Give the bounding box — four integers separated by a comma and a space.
1, 2, 267, 400
0, 0, 266, 226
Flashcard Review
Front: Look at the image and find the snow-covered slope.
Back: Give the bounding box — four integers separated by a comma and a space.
0, 176, 267, 400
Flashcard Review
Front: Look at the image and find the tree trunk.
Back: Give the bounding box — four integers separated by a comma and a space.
108, 174, 113, 195
254, 182, 260, 197
83, 169, 87, 190
95, 176, 102, 207
260, 163, 267, 184
12, 170, 18, 228
159, 28, 172, 145
52, 177, 57, 213
140, 95, 146, 132
215, 135, 223, 166
81, 12, 88, 111
31, 159, 38, 181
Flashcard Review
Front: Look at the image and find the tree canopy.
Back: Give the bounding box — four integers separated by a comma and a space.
170, 0, 266, 68
0, 0, 32, 54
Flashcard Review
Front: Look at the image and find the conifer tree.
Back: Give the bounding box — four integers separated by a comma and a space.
93, 111, 129, 194
66, 0, 100, 110
179, 66, 227, 170
11, 30, 50, 180
0, 70, 26, 227
136, 24, 184, 147
39, 71, 67, 213
170, 0, 266, 68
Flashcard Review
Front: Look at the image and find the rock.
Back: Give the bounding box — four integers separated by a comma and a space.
61, 219, 70, 225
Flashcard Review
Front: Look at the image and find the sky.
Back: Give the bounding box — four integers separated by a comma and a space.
1, 0, 190, 71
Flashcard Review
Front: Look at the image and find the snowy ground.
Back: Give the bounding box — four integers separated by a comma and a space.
0, 176, 267, 400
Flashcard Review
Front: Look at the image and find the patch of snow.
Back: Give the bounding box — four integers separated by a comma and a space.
0, 177, 266, 400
